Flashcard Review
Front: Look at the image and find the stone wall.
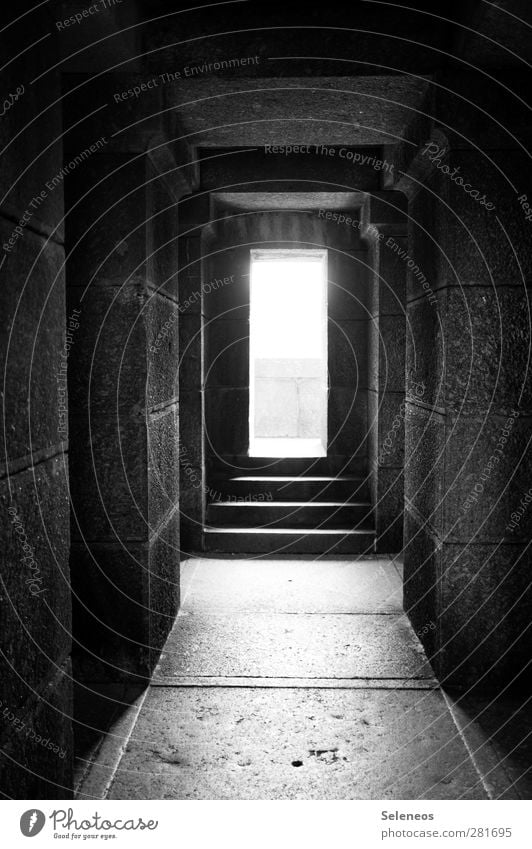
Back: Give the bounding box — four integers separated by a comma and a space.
363, 193, 407, 553
178, 199, 209, 554
64, 75, 188, 692
0, 13, 72, 798
402, 76, 532, 688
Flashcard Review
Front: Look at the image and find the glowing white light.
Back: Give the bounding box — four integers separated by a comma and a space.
250, 259, 324, 358
249, 250, 328, 458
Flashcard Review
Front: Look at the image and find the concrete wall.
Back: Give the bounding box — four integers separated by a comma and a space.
178, 200, 209, 554
0, 14, 72, 798
363, 193, 408, 553
402, 77, 532, 688
64, 76, 186, 692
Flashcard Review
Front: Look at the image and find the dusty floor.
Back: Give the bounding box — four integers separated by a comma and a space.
76, 558, 531, 800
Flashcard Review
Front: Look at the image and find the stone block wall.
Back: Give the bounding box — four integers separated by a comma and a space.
363, 193, 408, 553
64, 82, 185, 688
178, 208, 208, 554
0, 13, 73, 798
402, 111, 532, 688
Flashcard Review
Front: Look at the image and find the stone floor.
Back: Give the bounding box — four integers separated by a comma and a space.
76, 557, 531, 800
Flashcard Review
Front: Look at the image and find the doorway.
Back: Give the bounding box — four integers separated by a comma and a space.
249, 249, 328, 458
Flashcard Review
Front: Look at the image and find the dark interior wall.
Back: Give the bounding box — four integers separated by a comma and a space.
364, 194, 408, 553
145, 167, 182, 661
402, 76, 532, 688
64, 91, 182, 689
177, 199, 209, 554
0, 15, 73, 797
203, 210, 370, 475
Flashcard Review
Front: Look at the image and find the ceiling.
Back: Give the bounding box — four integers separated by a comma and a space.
161, 76, 431, 147
212, 191, 365, 213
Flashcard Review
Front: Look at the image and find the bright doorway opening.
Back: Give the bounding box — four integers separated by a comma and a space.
249, 249, 328, 458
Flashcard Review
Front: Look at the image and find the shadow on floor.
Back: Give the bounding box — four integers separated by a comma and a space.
445, 686, 532, 800
73, 678, 146, 797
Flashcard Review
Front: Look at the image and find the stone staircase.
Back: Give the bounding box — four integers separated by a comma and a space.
204, 460, 375, 555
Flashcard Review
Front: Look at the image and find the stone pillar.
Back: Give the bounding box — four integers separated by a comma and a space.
64, 75, 193, 684
178, 218, 207, 554
327, 232, 370, 475
363, 193, 407, 553
403, 110, 532, 687
0, 15, 72, 797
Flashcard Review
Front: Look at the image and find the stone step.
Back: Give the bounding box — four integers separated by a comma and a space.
210, 456, 366, 475
209, 475, 370, 502
203, 527, 376, 555
206, 501, 374, 529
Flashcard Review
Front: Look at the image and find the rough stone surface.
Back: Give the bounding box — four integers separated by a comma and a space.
438, 150, 532, 288
0, 26, 64, 238
201, 149, 380, 196
0, 457, 70, 712
148, 406, 180, 530
108, 686, 485, 800
373, 316, 406, 393
0, 224, 66, 466
449, 689, 532, 801
203, 527, 376, 556
156, 612, 432, 680
146, 293, 180, 407
406, 297, 446, 411
444, 287, 531, 413
179, 314, 202, 390
404, 405, 445, 533
68, 284, 147, 417
377, 239, 408, 316
204, 248, 249, 319
438, 542, 531, 689
328, 252, 369, 320
206, 500, 372, 531
150, 75, 431, 148
146, 170, 181, 303
205, 318, 249, 388
69, 412, 148, 541
377, 392, 405, 468
404, 140, 531, 691
179, 388, 204, 552
443, 413, 532, 543
180, 558, 402, 614
403, 509, 440, 668
408, 181, 445, 301
0, 663, 73, 800
65, 144, 182, 715
71, 541, 151, 682
328, 387, 368, 458
328, 320, 368, 388
66, 154, 149, 290
0, 22, 73, 799
375, 467, 404, 554
92, 550, 518, 800
149, 514, 180, 667
176, 236, 202, 315
205, 388, 249, 456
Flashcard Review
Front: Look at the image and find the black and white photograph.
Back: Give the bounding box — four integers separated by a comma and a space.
0, 0, 531, 844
